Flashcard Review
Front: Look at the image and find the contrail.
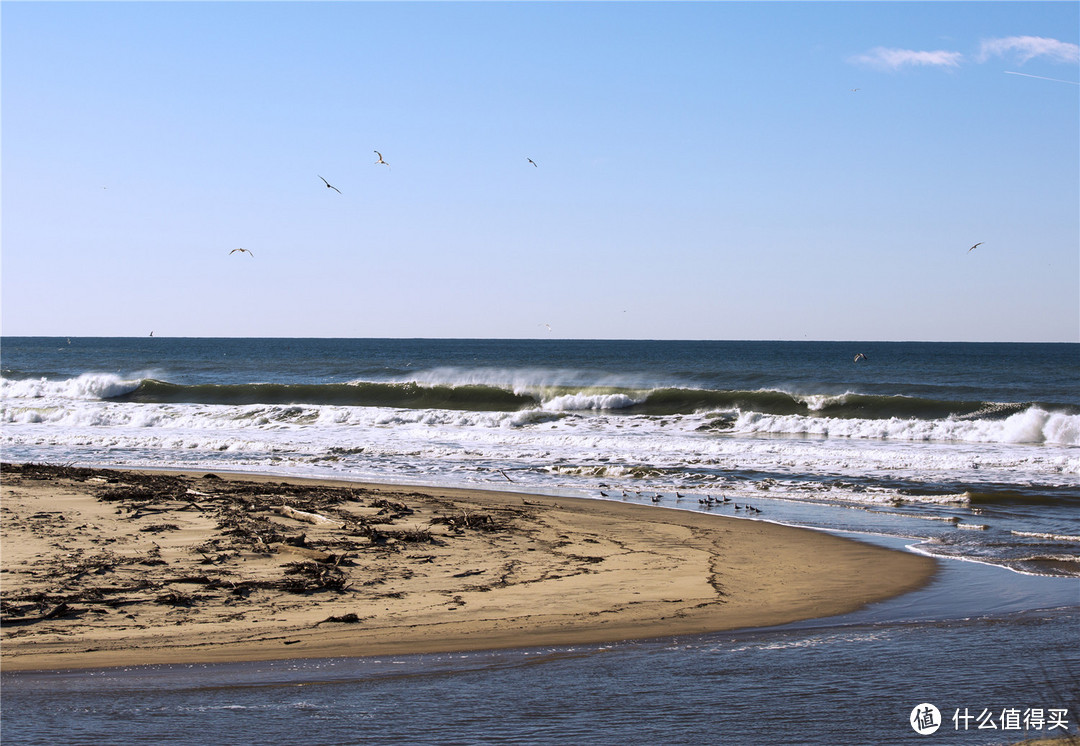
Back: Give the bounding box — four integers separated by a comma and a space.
1005, 71, 1080, 86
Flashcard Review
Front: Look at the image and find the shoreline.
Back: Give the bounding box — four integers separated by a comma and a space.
0, 463, 937, 672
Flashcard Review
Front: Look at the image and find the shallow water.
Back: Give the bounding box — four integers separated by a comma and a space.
3, 569, 1076, 746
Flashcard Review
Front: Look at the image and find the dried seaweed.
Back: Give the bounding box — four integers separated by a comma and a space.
1, 464, 526, 630
431, 510, 503, 532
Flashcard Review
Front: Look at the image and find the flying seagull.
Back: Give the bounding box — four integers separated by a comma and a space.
319, 175, 341, 194
230, 248, 254, 256
527, 158, 538, 167
374, 151, 390, 169
853, 353, 867, 363
968, 242, 983, 253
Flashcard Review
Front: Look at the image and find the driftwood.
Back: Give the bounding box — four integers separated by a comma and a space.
271, 505, 342, 526
0, 602, 82, 627
315, 612, 362, 625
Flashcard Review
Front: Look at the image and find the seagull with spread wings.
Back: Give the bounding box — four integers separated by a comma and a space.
527, 158, 538, 167
968, 242, 983, 253
374, 151, 390, 169
230, 248, 254, 256
319, 175, 342, 194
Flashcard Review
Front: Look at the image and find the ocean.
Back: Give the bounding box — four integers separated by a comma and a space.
2, 337, 1078, 744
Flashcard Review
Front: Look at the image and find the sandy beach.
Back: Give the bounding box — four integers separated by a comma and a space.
1, 463, 935, 672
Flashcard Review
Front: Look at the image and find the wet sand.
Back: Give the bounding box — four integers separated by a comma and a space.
0, 463, 936, 671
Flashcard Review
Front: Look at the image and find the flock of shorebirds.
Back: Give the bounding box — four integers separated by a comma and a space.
598, 488, 763, 515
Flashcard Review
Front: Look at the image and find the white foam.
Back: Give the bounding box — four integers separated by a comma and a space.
397, 366, 654, 394
541, 392, 643, 411
4, 382, 1078, 504
730, 407, 1080, 446
0, 373, 141, 401
1011, 530, 1080, 543
796, 392, 855, 411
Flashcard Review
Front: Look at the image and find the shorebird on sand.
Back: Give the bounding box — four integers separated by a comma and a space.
319, 175, 341, 193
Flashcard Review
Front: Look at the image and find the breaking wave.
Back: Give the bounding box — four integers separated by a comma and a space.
3, 374, 1079, 445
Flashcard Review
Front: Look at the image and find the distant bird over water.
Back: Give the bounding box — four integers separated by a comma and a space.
968, 242, 983, 253
230, 248, 254, 257
527, 158, 538, 167
853, 353, 868, 363
374, 151, 390, 169
319, 175, 341, 194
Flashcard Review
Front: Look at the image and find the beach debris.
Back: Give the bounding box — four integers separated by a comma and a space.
155, 591, 196, 607
282, 561, 350, 593
0, 601, 84, 627
316, 612, 362, 625
431, 510, 501, 532
271, 504, 343, 527
0, 463, 525, 638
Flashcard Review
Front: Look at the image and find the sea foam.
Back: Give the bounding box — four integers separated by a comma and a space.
1, 373, 142, 401
731, 406, 1080, 446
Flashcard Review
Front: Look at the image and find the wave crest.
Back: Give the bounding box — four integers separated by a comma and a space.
1, 373, 141, 401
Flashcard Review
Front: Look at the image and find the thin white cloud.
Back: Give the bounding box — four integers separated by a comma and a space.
979, 36, 1079, 64
1004, 71, 1080, 86
850, 47, 963, 70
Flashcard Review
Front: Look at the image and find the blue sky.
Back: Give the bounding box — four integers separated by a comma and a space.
3, 1, 1077, 341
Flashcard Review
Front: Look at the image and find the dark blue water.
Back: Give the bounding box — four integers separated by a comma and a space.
3, 338, 1078, 406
